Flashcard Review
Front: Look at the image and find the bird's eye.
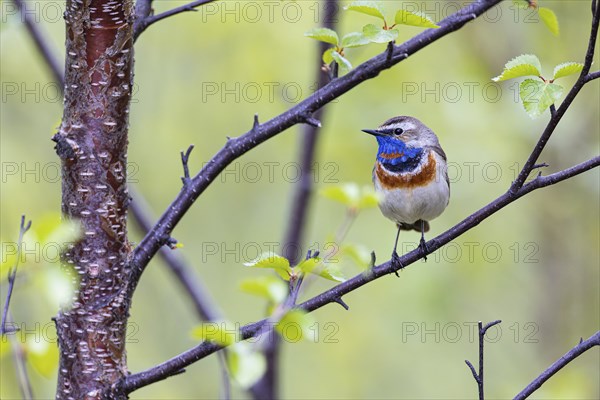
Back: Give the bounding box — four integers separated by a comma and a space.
394, 128, 404, 135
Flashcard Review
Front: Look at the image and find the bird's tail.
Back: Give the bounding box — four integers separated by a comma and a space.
398, 220, 430, 232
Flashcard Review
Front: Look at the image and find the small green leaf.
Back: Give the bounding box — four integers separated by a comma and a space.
553, 62, 583, 80
520, 79, 563, 118
227, 343, 266, 388
394, 10, 439, 28
322, 48, 335, 64
492, 54, 542, 82
331, 51, 353, 75
538, 7, 559, 36
341, 32, 371, 48
345, 1, 386, 20
296, 257, 321, 274
304, 27, 339, 45
244, 253, 291, 281
191, 320, 239, 346
276, 309, 316, 342
362, 24, 398, 43
299, 257, 346, 282
240, 276, 288, 304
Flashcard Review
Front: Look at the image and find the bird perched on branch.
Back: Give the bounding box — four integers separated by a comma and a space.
363, 116, 450, 273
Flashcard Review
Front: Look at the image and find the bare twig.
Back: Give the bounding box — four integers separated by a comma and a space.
585, 70, 600, 81
127, 0, 506, 302
180, 145, 195, 186
134, 0, 219, 39
464, 320, 502, 400
121, 155, 599, 394
1, 215, 32, 335
1, 216, 33, 399
514, 331, 600, 399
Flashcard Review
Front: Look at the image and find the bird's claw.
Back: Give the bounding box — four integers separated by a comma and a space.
391, 251, 402, 277
419, 237, 428, 261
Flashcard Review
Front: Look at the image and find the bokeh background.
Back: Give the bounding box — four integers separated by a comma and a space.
1, 0, 599, 398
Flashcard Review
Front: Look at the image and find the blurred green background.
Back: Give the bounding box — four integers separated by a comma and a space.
1, 0, 599, 398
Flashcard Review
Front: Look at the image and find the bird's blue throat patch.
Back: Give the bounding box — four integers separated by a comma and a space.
376, 136, 423, 173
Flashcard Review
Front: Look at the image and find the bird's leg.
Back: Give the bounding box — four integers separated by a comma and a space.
391, 225, 402, 276
419, 220, 428, 261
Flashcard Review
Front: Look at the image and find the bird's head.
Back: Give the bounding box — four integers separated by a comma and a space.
362, 116, 439, 166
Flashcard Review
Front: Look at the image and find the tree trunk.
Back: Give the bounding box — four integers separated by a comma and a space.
52, 0, 134, 397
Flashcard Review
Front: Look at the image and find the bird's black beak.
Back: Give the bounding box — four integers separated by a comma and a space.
362, 129, 385, 137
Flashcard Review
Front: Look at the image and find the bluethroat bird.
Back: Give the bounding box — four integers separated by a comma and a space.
363, 116, 450, 273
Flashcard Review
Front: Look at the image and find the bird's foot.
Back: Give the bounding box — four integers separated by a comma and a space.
391, 251, 402, 277
419, 237, 429, 261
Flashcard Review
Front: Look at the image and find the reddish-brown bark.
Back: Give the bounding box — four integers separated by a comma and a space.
53, 0, 134, 398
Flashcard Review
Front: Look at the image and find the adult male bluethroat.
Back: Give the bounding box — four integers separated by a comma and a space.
363, 116, 450, 271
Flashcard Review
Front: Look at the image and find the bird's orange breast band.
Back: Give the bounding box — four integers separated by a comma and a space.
376, 152, 437, 190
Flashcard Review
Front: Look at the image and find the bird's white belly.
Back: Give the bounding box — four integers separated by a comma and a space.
376, 176, 449, 225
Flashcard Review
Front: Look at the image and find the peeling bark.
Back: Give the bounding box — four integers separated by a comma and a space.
53, 0, 134, 398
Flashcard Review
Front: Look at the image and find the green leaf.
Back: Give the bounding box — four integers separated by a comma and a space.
538, 7, 559, 36
227, 343, 266, 388
331, 51, 353, 75
394, 10, 439, 28
341, 32, 371, 48
297, 257, 346, 282
240, 276, 288, 304
553, 62, 583, 80
322, 48, 335, 64
520, 79, 563, 118
191, 320, 239, 346
304, 27, 339, 45
276, 309, 316, 342
362, 24, 398, 43
244, 253, 291, 281
345, 1, 386, 20
492, 54, 542, 82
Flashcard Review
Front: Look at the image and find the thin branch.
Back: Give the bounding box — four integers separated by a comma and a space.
510, 3, 599, 193
121, 156, 599, 395
11, 0, 64, 87
1, 215, 32, 335
180, 145, 195, 186
1, 216, 33, 399
514, 331, 600, 400
134, 0, 219, 39
464, 320, 502, 400
585, 70, 600, 82
127, 0, 506, 301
